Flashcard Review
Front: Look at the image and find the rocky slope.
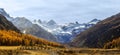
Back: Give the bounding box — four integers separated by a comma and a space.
71, 13, 120, 48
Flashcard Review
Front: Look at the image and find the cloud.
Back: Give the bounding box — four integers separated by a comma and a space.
0, 0, 120, 23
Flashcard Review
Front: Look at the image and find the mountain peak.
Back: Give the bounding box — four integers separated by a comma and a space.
88, 18, 100, 24
13, 17, 33, 28
0, 8, 10, 17
0, 8, 14, 21
14, 17, 32, 23
0, 8, 4, 12
47, 20, 57, 25
38, 19, 42, 23
91, 18, 99, 22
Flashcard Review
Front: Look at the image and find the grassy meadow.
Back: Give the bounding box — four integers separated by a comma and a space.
0, 46, 120, 55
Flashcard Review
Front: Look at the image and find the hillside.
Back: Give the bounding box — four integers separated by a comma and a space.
71, 13, 120, 48
0, 14, 20, 33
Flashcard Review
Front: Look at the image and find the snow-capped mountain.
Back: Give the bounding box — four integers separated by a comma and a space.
0, 8, 100, 43
35, 19, 100, 43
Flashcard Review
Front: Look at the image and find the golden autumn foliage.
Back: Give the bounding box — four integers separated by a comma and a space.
104, 37, 120, 49
0, 30, 64, 48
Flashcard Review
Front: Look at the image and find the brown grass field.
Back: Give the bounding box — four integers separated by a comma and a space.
0, 46, 120, 55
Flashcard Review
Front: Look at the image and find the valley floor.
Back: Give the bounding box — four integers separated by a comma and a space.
0, 46, 120, 55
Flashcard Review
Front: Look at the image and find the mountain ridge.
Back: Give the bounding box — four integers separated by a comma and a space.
12, 17, 57, 42
0, 8, 57, 42
71, 13, 120, 48
0, 14, 20, 33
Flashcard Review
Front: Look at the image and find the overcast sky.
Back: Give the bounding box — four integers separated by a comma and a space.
0, 0, 120, 24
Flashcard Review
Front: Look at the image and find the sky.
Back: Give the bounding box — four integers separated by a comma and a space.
0, 0, 120, 24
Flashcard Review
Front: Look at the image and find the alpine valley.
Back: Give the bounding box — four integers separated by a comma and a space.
0, 8, 100, 43
0, 8, 120, 55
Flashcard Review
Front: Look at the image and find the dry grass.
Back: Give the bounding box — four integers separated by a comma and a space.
0, 46, 120, 55
0, 46, 20, 50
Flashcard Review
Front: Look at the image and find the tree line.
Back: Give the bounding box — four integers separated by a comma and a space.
0, 30, 64, 48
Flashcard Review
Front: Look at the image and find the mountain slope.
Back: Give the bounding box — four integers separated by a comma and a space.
0, 14, 20, 33
71, 13, 120, 48
0, 8, 57, 42
12, 17, 57, 42
0, 13, 63, 48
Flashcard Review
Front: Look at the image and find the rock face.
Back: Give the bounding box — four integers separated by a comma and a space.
0, 14, 20, 32
71, 13, 120, 48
